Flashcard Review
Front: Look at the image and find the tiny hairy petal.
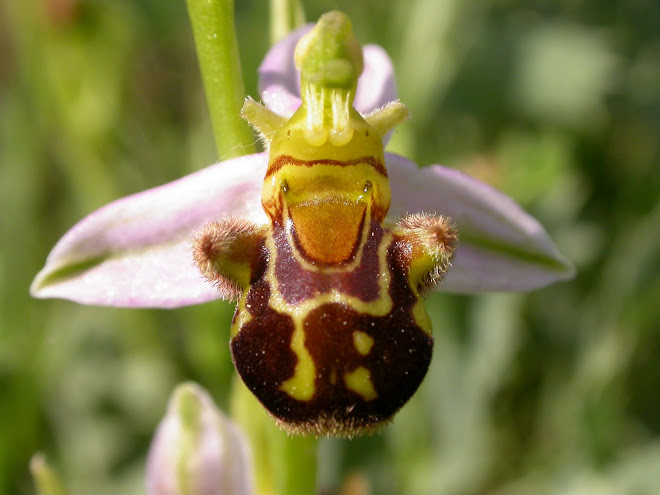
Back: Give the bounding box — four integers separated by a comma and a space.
145, 383, 253, 495
396, 213, 458, 295
258, 25, 397, 122
193, 218, 265, 300
386, 153, 574, 292
30, 154, 269, 308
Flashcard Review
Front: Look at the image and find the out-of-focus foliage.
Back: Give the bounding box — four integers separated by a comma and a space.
0, 0, 658, 494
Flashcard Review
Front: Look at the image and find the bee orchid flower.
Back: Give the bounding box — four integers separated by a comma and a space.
31, 11, 573, 437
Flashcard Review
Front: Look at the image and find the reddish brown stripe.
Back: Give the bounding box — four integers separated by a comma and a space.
267, 154, 387, 178
272, 220, 384, 305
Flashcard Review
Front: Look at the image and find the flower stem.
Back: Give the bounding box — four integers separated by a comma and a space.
269, 0, 305, 44
270, 426, 318, 495
231, 378, 317, 495
185, 0, 255, 159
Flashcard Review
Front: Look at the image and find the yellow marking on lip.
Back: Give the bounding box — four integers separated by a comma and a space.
411, 299, 432, 336
279, 320, 316, 401
352, 331, 374, 355
230, 291, 254, 338
344, 366, 377, 400
262, 161, 391, 224
280, 168, 373, 274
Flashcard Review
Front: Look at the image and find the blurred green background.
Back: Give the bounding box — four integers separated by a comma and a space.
1, 0, 659, 494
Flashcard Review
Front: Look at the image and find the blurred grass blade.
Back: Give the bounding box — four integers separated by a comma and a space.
30, 455, 69, 495
270, 0, 306, 44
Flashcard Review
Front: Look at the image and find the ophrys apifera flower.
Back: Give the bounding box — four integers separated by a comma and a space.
31, 11, 573, 437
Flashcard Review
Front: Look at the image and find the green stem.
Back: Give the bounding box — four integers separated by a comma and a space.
185, 0, 255, 159
270, 426, 318, 495
269, 0, 306, 44
231, 378, 318, 495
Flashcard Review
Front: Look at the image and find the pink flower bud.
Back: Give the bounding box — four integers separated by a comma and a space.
146, 383, 253, 495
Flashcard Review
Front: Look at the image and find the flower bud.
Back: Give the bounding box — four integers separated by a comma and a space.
146, 383, 253, 495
